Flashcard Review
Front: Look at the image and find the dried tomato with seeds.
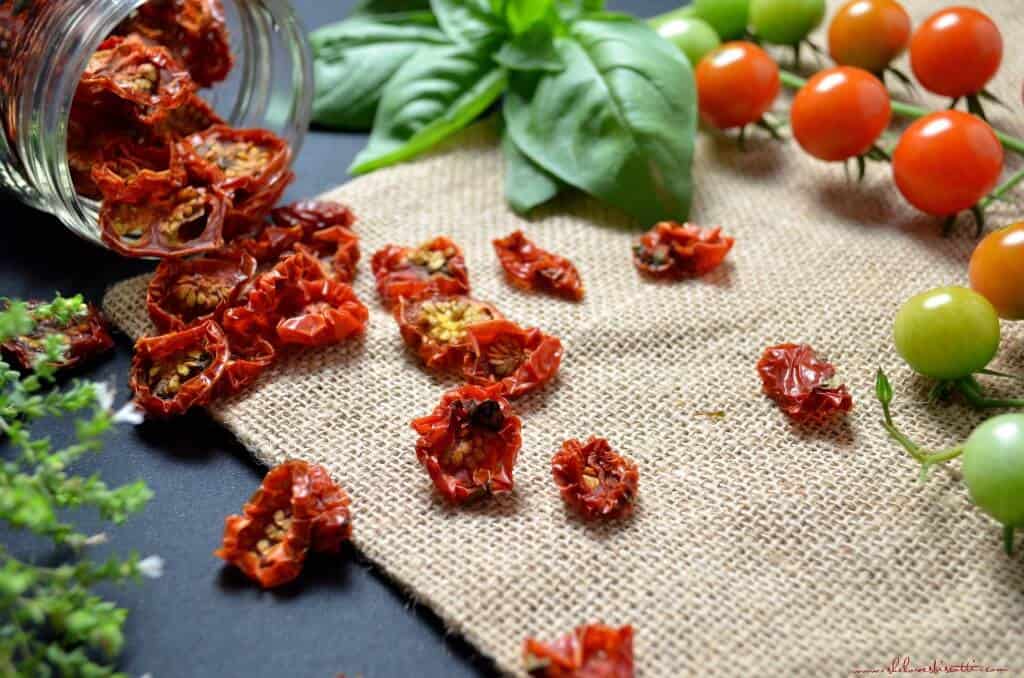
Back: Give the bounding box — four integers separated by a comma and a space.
306, 463, 353, 554
147, 249, 257, 332
129, 319, 230, 418
223, 170, 295, 239
371, 237, 470, 307
80, 35, 195, 110
523, 624, 634, 678
178, 125, 291, 192
271, 200, 357, 236
138, 93, 224, 140
396, 295, 502, 369
92, 141, 186, 203
757, 343, 854, 420
493, 231, 585, 302
551, 438, 638, 521
216, 335, 276, 398
632, 222, 735, 279
99, 185, 227, 258
275, 278, 368, 348
411, 384, 522, 503
1, 302, 114, 373
463, 319, 563, 398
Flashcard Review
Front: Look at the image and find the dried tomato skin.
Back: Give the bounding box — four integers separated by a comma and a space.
306, 463, 354, 554
216, 334, 276, 398
81, 35, 196, 110
463, 319, 563, 398
275, 278, 369, 348
177, 125, 291, 193
411, 384, 522, 503
523, 624, 635, 678
91, 141, 187, 204
99, 185, 227, 259
129, 319, 230, 418
305, 227, 361, 283
0, 303, 114, 373
371, 237, 470, 307
147, 249, 257, 332
493, 231, 585, 302
395, 295, 503, 370
222, 170, 295, 240
632, 222, 735, 279
756, 343, 854, 420
271, 200, 357, 235
551, 438, 639, 521
141, 93, 225, 141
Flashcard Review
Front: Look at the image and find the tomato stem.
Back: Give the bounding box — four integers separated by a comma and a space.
979, 167, 1024, 210
876, 369, 963, 472
955, 376, 1024, 410
1005, 525, 1016, 556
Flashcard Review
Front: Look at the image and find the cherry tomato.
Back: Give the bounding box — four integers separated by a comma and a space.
790, 67, 891, 162
656, 16, 721, 67
969, 222, 1024, 320
695, 41, 779, 130
892, 111, 1003, 217
909, 7, 1001, 99
962, 414, 1024, 530
748, 0, 824, 46
828, 0, 910, 74
893, 286, 1000, 380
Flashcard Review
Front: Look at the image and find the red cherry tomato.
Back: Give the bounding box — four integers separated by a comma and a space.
969, 222, 1024, 320
909, 7, 1002, 98
790, 66, 891, 162
892, 111, 1003, 216
827, 0, 911, 74
695, 41, 780, 130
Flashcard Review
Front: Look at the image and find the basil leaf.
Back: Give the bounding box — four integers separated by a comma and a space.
349, 0, 433, 17
311, 14, 450, 130
502, 0, 555, 34
349, 42, 508, 174
505, 16, 697, 224
554, 0, 604, 22
494, 25, 563, 72
502, 129, 562, 213
431, 0, 504, 44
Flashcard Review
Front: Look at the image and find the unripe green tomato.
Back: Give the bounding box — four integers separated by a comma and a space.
749, 0, 825, 45
657, 16, 722, 66
962, 414, 1024, 528
694, 0, 750, 40
893, 286, 1000, 380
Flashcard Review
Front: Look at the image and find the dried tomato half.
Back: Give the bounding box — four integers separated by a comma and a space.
523, 624, 634, 678
147, 249, 257, 332
411, 384, 522, 503
301, 227, 361, 283
99, 185, 226, 258
395, 295, 502, 369
551, 438, 639, 521
91, 141, 186, 204
632, 222, 735, 279
80, 35, 195, 110
756, 343, 854, 420
0, 302, 114, 372
493, 231, 585, 302
274, 278, 369, 348
216, 335, 276, 398
178, 125, 291, 193
306, 463, 353, 554
223, 170, 295, 240
129, 319, 230, 418
463, 320, 563, 398
270, 200, 357, 235
371, 237, 470, 307
140, 93, 224, 140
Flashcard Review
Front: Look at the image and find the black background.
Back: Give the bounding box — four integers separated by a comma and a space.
2, 0, 674, 675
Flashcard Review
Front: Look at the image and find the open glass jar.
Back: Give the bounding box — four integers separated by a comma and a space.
0, 0, 313, 249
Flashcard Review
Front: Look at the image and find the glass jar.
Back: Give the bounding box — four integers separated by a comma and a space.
0, 0, 313, 248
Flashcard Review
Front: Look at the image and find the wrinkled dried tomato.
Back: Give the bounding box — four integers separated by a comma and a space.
411, 384, 522, 503
632, 222, 735, 279
371, 237, 470, 307
275, 278, 369, 348
92, 141, 186, 203
463, 319, 563, 398
80, 35, 194, 110
551, 438, 638, 521
756, 343, 854, 420
306, 463, 353, 554
396, 295, 502, 369
271, 200, 357, 235
178, 125, 291, 193
139, 93, 224, 140
129, 319, 230, 418
147, 249, 257, 331
67, 104, 142, 199
493, 231, 585, 302
0, 302, 114, 372
301, 227, 361, 283
223, 170, 295, 239
99, 185, 226, 258
216, 334, 275, 398
523, 624, 634, 678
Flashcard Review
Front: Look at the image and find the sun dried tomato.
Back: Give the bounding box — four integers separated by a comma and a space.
223, 170, 295, 240
235, 224, 305, 264
632, 222, 735, 279
91, 141, 186, 203
138, 93, 224, 140
523, 624, 634, 678
0, 302, 114, 372
551, 438, 638, 521
756, 343, 854, 420
411, 384, 522, 503
306, 463, 353, 554
371, 237, 470, 307
270, 200, 357, 235
395, 295, 502, 369
80, 35, 195, 110
493, 231, 585, 302
67, 103, 142, 199
99, 185, 227, 258
178, 125, 291, 193
275, 278, 369, 348
463, 319, 563, 398
216, 334, 276, 398
147, 249, 257, 332
129, 319, 230, 418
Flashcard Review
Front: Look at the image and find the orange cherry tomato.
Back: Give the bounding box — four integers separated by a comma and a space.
909, 7, 1002, 98
790, 66, 891, 162
827, 0, 911, 74
892, 111, 1002, 216
969, 222, 1024, 320
695, 41, 780, 130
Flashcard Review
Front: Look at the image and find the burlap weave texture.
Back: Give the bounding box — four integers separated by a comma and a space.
104, 2, 1024, 674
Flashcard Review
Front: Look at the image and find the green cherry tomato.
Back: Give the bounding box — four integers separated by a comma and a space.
657, 16, 722, 66
694, 0, 750, 40
893, 286, 1000, 380
962, 414, 1024, 528
749, 0, 825, 45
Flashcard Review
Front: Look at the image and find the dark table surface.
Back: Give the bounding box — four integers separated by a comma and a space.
2, 0, 675, 675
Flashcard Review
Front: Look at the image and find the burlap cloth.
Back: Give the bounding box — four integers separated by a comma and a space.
103, 2, 1024, 674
